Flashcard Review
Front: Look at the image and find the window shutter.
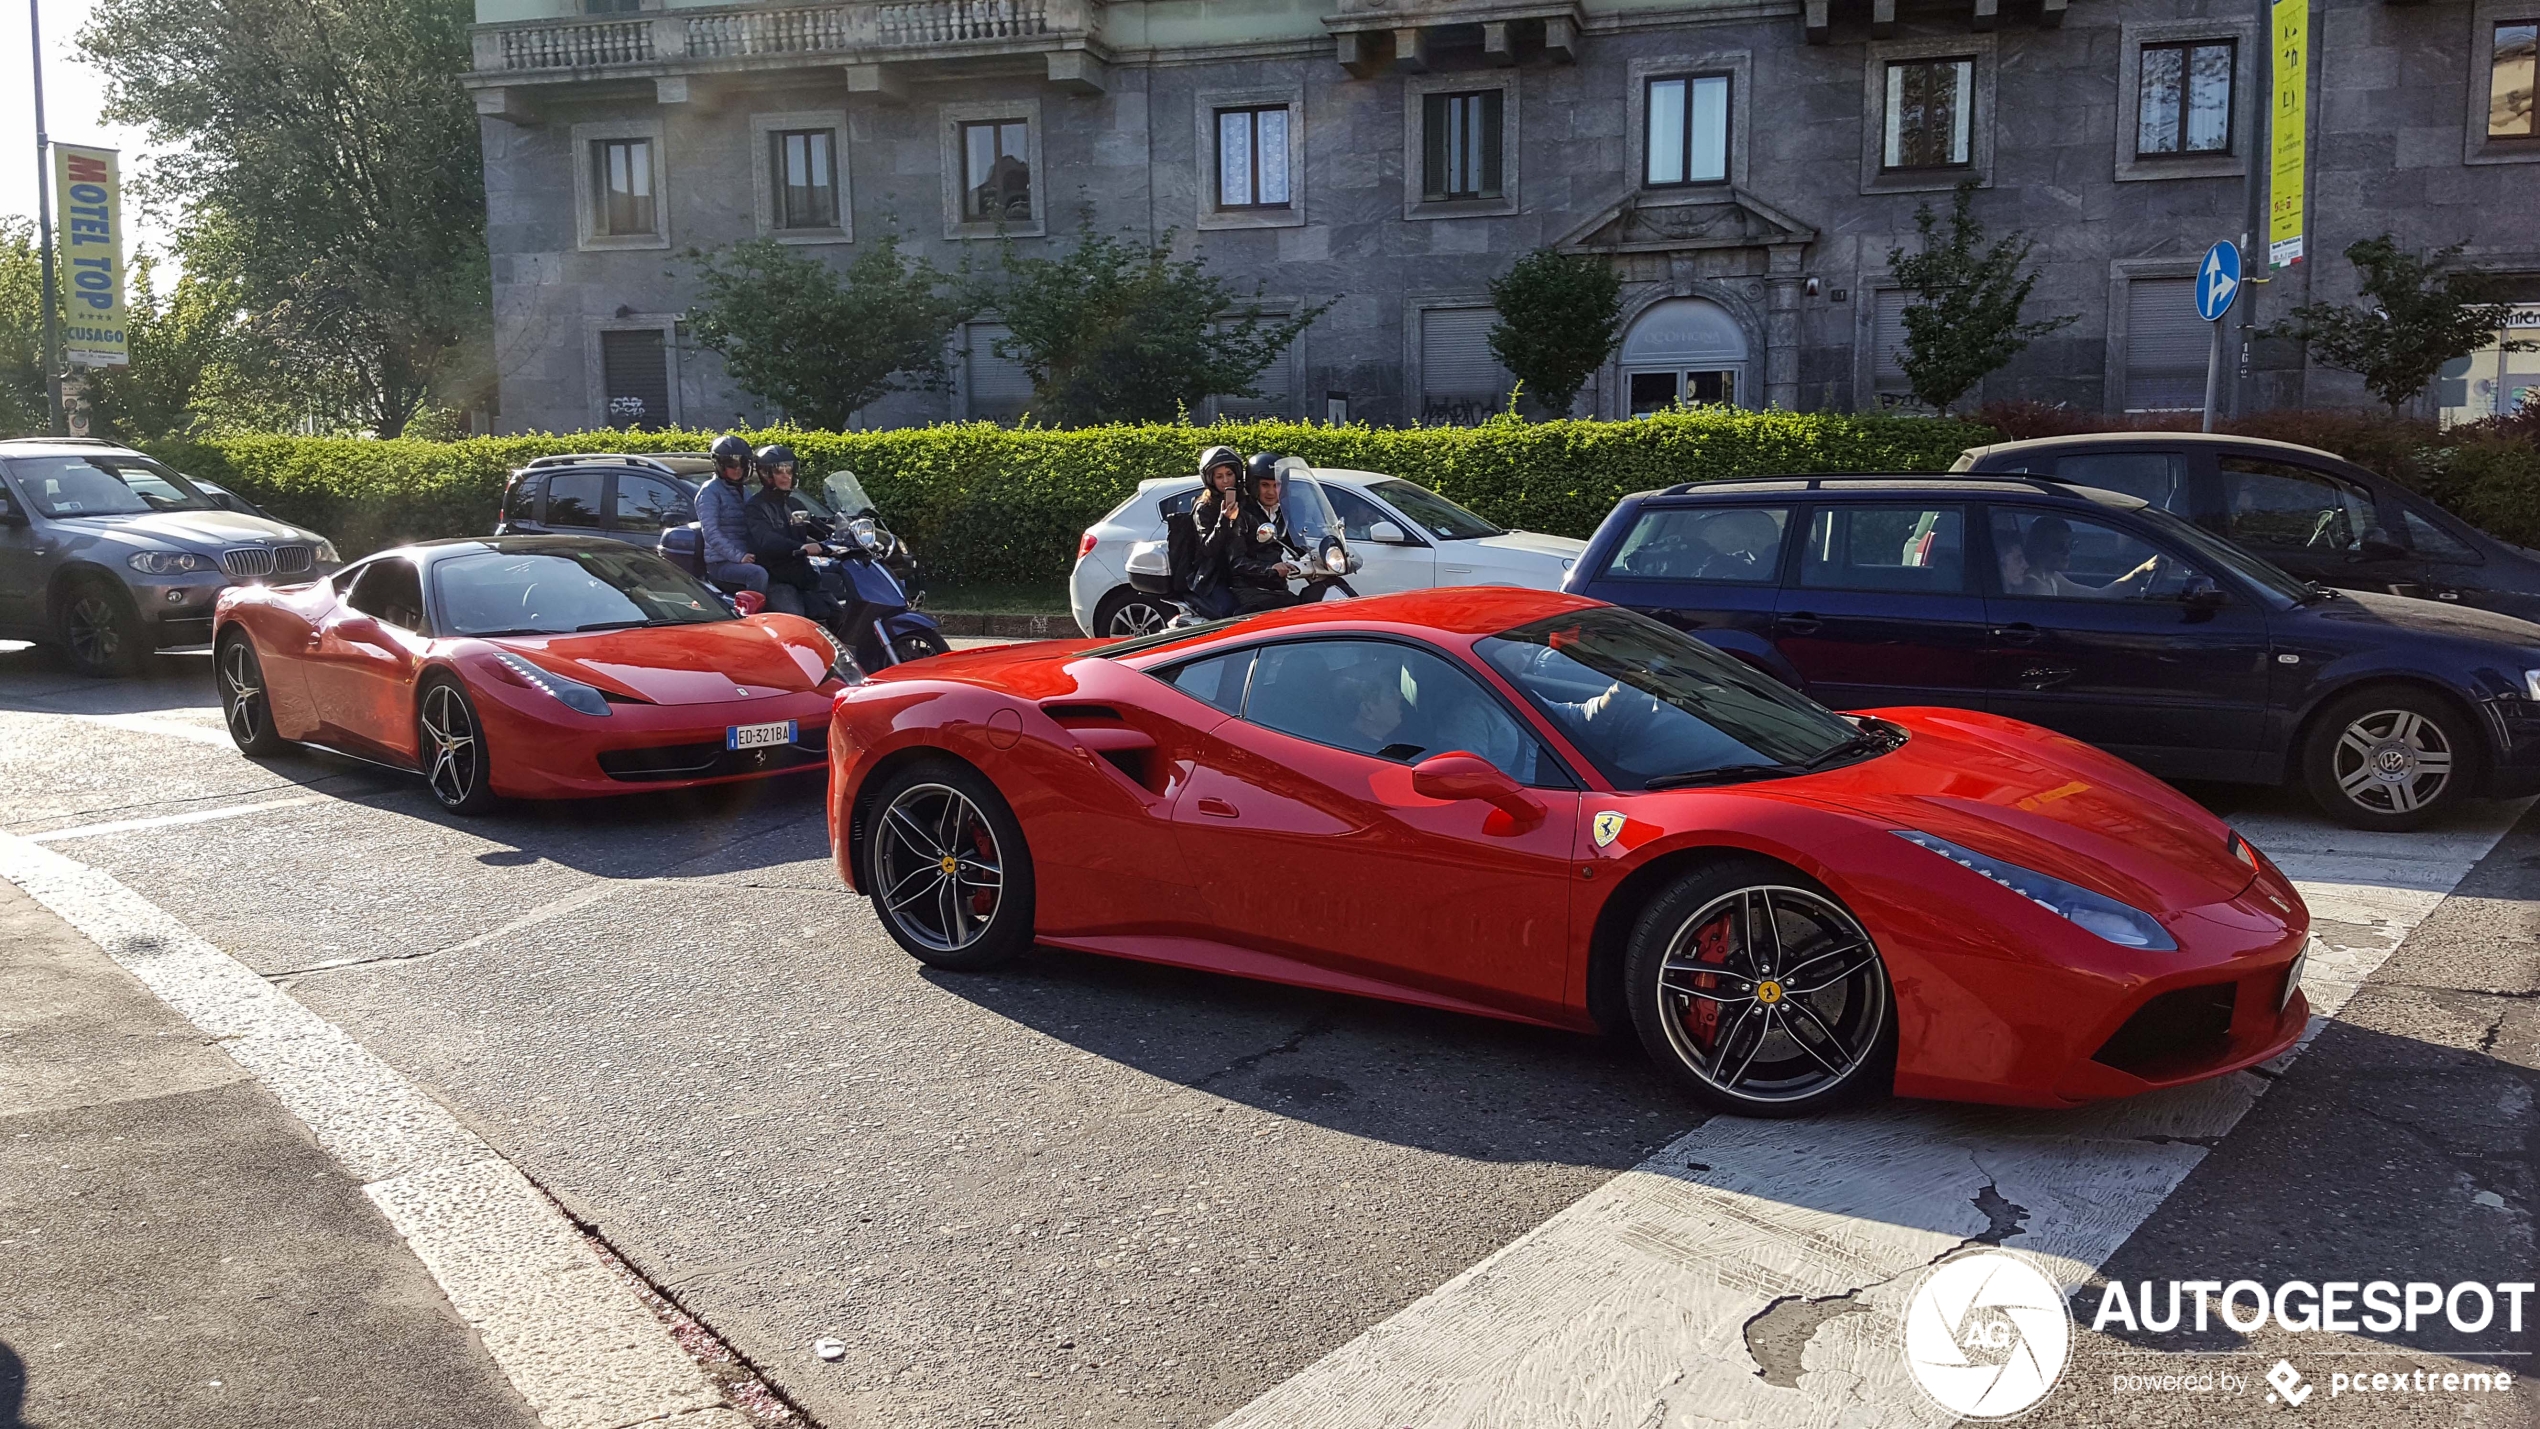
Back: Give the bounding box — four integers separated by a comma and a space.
964, 323, 1035, 421
1420, 307, 1514, 413
1217, 315, 1294, 416
2125, 278, 2209, 412
600, 329, 669, 431
1873, 290, 1911, 392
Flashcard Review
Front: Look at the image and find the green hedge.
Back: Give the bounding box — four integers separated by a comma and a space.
145, 412, 1994, 589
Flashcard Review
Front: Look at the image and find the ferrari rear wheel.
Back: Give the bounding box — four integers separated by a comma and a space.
864, 758, 1033, 970
1626, 858, 1895, 1116
215, 633, 291, 756
417, 677, 499, 816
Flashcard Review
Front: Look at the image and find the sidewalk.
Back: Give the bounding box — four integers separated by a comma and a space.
0, 881, 542, 1429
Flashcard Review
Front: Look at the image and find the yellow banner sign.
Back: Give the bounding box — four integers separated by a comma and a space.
2268, 0, 2307, 269
54, 144, 130, 368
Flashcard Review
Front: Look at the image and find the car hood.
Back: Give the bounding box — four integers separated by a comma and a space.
1772, 707, 2254, 915
2296, 586, 2540, 647
1460, 529, 1588, 564
52, 508, 318, 550
485, 617, 833, 704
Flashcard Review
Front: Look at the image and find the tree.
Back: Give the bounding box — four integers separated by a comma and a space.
0, 219, 48, 436
79, 0, 488, 436
1886, 181, 2075, 413
2271, 235, 2539, 411
992, 227, 1328, 426
684, 235, 970, 428
0, 220, 256, 439
1487, 250, 1622, 417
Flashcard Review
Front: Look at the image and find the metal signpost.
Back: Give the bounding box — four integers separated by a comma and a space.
2197, 239, 2242, 433
28, 0, 66, 434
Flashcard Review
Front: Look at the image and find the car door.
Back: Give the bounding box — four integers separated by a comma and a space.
1324, 484, 1436, 594
609, 471, 696, 547
0, 473, 45, 636
532, 469, 608, 544
1980, 503, 2272, 776
2210, 454, 2412, 595
1772, 501, 1991, 711
1165, 636, 1582, 1018
303, 557, 429, 761
2039, 448, 2196, 516
1579, 501, 1793, 678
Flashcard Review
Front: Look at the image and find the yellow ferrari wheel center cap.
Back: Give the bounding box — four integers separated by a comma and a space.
1756, 980, 1784, 1005
940, 855, 960, 875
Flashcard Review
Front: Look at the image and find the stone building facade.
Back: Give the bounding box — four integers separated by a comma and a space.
463, 0, 2540, 434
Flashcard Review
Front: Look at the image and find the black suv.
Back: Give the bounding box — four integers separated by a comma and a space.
1954, 433, 2540, 623
495, 453, 712, 546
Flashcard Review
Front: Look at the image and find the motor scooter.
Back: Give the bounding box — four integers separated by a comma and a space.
1121, 462, 1360, 627
814, 472, 948, 668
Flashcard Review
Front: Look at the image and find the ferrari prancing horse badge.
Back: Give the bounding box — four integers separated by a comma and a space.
1592, 811, 1626, 847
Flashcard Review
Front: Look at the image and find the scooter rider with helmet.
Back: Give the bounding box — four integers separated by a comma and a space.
698, 434, 770, 602
1226, 451, 1304, 612
743, 442, 831, 619
1174, 444, 1245, 618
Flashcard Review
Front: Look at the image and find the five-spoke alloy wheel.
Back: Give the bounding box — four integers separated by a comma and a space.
1627, 859, 1894, 1115
215, 634, 290, 756
2303, 686, 2474, 831
417, 678, 498, 815
863, 758, 1034, 969
1093, 588, 1174, 639
58, 576, 142, 677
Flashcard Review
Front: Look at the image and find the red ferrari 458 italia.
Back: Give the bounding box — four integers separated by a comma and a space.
213, 536, 856, 812
825, 588, 2310, 1114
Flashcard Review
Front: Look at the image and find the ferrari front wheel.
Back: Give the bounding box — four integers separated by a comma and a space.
1625, 858, 1895, 1116
864, 758, 1034, 970
416, 677, 499, 816
215, 633, 291, 756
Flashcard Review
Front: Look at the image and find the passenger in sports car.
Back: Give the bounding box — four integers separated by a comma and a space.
1227, 457, 1303, 612
744, 446, 832, 620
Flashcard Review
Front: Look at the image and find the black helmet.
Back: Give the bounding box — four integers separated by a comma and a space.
1245, 451, 1284, 495
755, 443, 797, 483
1198, 444, 1241, 482
710, 433, 753, 478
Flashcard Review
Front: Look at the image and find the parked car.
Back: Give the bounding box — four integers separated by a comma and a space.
1070, 467, 1586, 637
1954, 433, 2540, 623
190, 476, 272, 520
495, 453, 713, 546
0, 437, 341, 675
1564, 474, 2540, 830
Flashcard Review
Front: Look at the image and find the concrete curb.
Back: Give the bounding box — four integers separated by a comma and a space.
926, 611, 1078, 639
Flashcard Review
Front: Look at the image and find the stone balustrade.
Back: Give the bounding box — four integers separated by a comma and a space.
470, 0, 1072, 76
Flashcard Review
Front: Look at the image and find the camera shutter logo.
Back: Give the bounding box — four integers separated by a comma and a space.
1902, 1248, 2072, 1418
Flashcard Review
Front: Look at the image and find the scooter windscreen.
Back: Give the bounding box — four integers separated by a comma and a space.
823, 470, 879, 519
1271, 458, 1362, 579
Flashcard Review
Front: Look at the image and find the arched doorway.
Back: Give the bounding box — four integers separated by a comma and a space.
1619, 298, 1749, 414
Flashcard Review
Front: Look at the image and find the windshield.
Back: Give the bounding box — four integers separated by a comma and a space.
433, 548, 734, 636
824, 471, 876, 518
1480, 607, 1872, 788
11, 455, 214, 517
1371, 478, 1502, 540
2131, 505, 2312, 608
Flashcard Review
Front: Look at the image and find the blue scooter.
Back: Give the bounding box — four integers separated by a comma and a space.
657, 470, 946, 669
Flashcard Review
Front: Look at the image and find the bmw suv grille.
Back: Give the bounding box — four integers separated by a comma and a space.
220, 545, 312, 579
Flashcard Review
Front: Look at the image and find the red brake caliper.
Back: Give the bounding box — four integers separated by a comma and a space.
1683, 914, 1733, 1047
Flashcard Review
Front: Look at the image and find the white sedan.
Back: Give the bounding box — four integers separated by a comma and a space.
1069, 467, 1588, 637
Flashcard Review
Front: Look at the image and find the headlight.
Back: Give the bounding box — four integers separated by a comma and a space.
849, 518, 883, 552
490, 651, 612, 717
127, 550, 216, 575
814, 624, 863, 684
1325, 545, 1350, 574
313, 538, 340, 564
2522, 669, 2540, 702
1892, 829, 2176, 950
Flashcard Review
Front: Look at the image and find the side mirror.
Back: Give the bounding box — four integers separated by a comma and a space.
2180, 579, 2226, 610
1411, 752, 1544, 831
334, 614, 387, 646
731, 589, 767, 616
1368, 520, 1409, 545
0, 503, 25, 528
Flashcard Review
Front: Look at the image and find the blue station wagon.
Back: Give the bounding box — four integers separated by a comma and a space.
1564, 475, 2540, 830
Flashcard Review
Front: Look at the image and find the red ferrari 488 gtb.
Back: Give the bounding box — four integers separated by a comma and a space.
826, 588, 2310, 1114
214, 536, 857, 812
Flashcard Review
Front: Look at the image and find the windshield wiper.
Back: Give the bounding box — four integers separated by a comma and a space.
464, 626, 558, 638
574, 619, 658, 631
1642, 763, 1807, 790
1802, 730, 1896, 771
2296, 583, 2340, 606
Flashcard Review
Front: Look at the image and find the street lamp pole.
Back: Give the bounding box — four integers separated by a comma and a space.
29, 0, 66, 435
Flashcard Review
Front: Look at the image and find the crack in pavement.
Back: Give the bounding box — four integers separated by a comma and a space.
1187, 1010, 1343, 1093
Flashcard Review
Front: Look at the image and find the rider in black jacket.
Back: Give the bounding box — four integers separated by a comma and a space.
743, 444, 832, 620
1226, 452, 1303, 612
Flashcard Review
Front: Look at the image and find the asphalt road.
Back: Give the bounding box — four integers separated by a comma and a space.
2, 642, 2531, 1429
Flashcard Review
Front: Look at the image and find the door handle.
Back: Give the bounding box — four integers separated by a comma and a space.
1195, 796, 1239, 819
1993, 623, 2041, 646
1776, 612, 1821, 635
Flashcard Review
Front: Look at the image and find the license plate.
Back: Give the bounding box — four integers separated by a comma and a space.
2278, 949, 2307, 1010
727, 720, 796, 751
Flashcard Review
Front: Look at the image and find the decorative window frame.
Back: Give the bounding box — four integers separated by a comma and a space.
749, 110, 851, 244
1628, 51, 1752, 201
2115, 18, 2257, 183
938, 98, 1046, 241
2103, 256, 2203, 414
1402, 72, 1520, 221
1859, 35, 1995, 195
571, 118, 670, 252
583, 313, 682, 431
2467, 0, 2540, 166
1196, 87, 1307, 232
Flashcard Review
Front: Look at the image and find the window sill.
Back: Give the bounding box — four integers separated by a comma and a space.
1405, 194, 1518, 222
945, 216, 1046, 241
2116, 152, 2246, 183
763, 228, 853, 246
2465, 136, 2540, 166
1198, 206, 1305, 232
578, 232, 671, 252
1860, 166, 1984, 196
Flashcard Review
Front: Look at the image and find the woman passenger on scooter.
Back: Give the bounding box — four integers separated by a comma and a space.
1178, 445, 1246, 618
743, 444, 833, 621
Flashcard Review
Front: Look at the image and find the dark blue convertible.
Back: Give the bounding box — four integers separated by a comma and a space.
1563, 474, 2540, 830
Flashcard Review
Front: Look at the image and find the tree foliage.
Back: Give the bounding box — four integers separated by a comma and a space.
684, 235, 970, 429
80, 0, 487, 436
1487, 250, 1622, 417
991, 227, 1328, 426
1887, 181, 2076, 413
2271, 235, 2539, 411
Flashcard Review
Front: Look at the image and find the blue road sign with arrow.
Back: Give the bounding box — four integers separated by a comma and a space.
2198, 241, 2242, 323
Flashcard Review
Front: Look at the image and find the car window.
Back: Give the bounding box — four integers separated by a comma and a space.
2049, 451, 2190, 511
1324, 485, 1406, 543
1158, 648, 1254, 714
2399, 506, 2481, 564
1241, 638, 1552, 786
433, 548, 730, 636
1797, 505, 1966, 593
344, 558, 427, 632
544, 470, 604, 529
1605, 505, 1788, 583
10, 454, 214, 517
1158, 487, 1201, 522
1988, 507, 2216, 601
2216, 457, 2378, 558
613, 473, 694, 529
1368, 479, 1502, 540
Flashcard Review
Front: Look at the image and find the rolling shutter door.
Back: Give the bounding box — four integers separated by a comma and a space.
964, 323, 1035, 422
1872, 290, 1911, 398
1217, 321, 1294, 417
2125, 278, 2208, 412
1420, 307, 1514, 413
600, 329, 670, 431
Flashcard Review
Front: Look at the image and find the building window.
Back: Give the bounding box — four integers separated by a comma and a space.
2496, 21, 2538, 137
769, 129, 838, 229
593, 138, 655, 237
1422, 90, 1504, 201
961, 119, 1032, 223
1882, 58, 1974, 170
583, 0, 640, 12
1644, 75, 1730, 187
600, 328, 670, 431
1215, 106, 1291, 209
1418, 305, 1515, 425
2123, 276, 2209, 413
2138, 40, 2234, 156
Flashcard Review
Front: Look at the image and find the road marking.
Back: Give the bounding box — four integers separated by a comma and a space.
27, 795, 331, 843
71, 710, 241, 748
0, 832, 748, 1429
1218, 803, 2528, 1429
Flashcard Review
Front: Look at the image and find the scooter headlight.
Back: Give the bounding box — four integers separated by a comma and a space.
1892, 829, 2175, 950
849, 518, 884, 553
1325, 545, 1351, 574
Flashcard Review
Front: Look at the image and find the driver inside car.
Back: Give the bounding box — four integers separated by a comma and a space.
1998, 514, 2161, 599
